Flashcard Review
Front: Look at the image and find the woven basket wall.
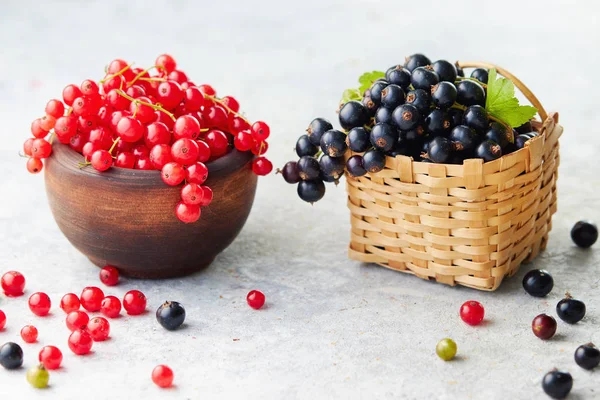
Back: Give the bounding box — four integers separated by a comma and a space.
345, 62, 563, 291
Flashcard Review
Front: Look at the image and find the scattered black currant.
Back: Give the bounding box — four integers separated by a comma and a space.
346, 127, 370, 152
375, 106, 394, 125
542, 370, 572, 400
370, 123, 399, 152
339, 101, 369, 130
362, 148, 386, 173
470, 68, 489, 84
571, 220, 598, 248
431, 82, 457, 109
297, 156, 321, 181
449, 125, 479, 155
156, 301, 186, 331
485, 122, 512, 148
346, 155, 367, 177
411, 66, 440, 91
381, 84, 405, 109
427, 136, 453, 163
296, 134, 318, 157
456, 80, 486, 107
404, 53, 431, 72
475, 140, 502, 162
431, 60, 457, 83
574, 343, 600, 370
392, 104, 420, 130
369, 81, 389, 105
405, 89, 432, 114
522, 269, 554, 297
319, 155, 345, 180
320, 129, 347, 157
462, 105, 489, 134
307, 117, 333, 146
0, 342, 24, 370
297, 179, 325, 203
280, 161, 300, 184
556, 293, 586, 324
425, 109, 452, 136
385, 65, 411, 89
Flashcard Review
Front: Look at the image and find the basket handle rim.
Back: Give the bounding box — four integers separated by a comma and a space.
457, 61, 548, 123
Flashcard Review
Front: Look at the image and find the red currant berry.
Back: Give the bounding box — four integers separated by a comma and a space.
135, 156, 154, 170
234, 130, 255, 151
89, 127, 113, 149
100, 296, 122, 318
145, 122, 171, 147
161, 162, 185, 186
220, 96, 240, 113
123, 290, 147, 315
106, 88, 130, 109
54, 116, 78, 141
155, 109, 175, 130
116, 152, 136, 169
26, 158, 43, 174
156, 81, 184, 110
99, 266, 119, 286
149, 144, 172, 169
205, 130, 230, 158
251, 121, 270, 141
126, 85, 146, 99
459, 300, 485, 326
155, 54, 177, 74
72, 96, 98, 117
28, 292, 51, 316
196, 140, 211, 162
171, 138, 199, 165
532, 314, 557, 340
175, 202, 201, 223
174, 103, 187, 118
198, 84, 216, 96
180, 183, 204, 205
39, 115, 56, 131
68, 329, 93, 355
252, 157, 273, 176
117, 116, 145, 143
109, 110, 129, 131
31, 139, 52, 159
132, 143, 150, 159
108, 59, 135, 81
200, 186, 213, 206
229, 115, 251, 134
62, 84, 82, 106
66, 311, 90, 331
69, 132, 88, 153
97, 106, 112, 125
185, 162, 208, 184
45, 99, 65, 118
0, 310, 6, 330
184, 87, 205, 111
1, 271, 26, 296
174, 115, 201, 140
90, 150, 113, 172
80, 287, 105, 312
251, 140, 269, 156
20, 325, 38, 343
80, 79, 99, 96
23, 138, 34, 156
152, 365, 174, 388
130, 97, 156, 124
60, 293, 81, 313
82, 142, 100, 161
39, 346, 63, 370
167, 69, 188, 84
78, 115, 99, 134
87, 317, 110, 341
102, 75, 125, 93
206, 106, 228, 130
246, 290, 265, 309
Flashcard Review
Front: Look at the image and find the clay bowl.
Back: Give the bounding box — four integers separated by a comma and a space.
44, 144, 257, 279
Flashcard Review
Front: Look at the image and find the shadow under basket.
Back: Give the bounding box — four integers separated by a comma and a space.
346, 61, 563, 291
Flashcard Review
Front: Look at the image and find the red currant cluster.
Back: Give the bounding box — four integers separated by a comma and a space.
23, 54, 273, 223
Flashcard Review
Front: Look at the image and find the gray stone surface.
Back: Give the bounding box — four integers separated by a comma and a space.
0, 0, 599, 398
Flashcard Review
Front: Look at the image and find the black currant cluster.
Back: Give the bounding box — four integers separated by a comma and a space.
281, 54, 539, 203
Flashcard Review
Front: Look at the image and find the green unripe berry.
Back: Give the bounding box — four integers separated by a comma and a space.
26, 364, 49, 388
436, 338, 457, 361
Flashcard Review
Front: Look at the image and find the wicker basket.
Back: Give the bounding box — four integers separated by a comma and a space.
346, 61, 562, 291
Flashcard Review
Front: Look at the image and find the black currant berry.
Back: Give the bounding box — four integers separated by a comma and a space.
394, 130, 421, 157
571, 220, 598, 248
375, 107, 394, 125
485, 122, 512, 148
319, 155, 345, 180
456, 62, 464, 77
411, 66, 440, 91
449, 125, 479, 155
346, 127, 370, 152
0, 342, 23, 370
425, 109, 452, 136
362, 149, 386, 173
280, 161, 300, 184
470, 68, 489, 84
516, 121, 533, 134
515, 134, 531, 149
574, 343, 600, 370
522, 269, 554, 297
556, 294, 586, 324
392, 104, 420, 131
475, 140, 502, 162
431, 60, 458, 83
320, 129, 347, 157
369, 81, 389, 105
362, 96, 378, 116
542, 370, 572, 399
404, 53, 431, 72
297, 180, 325, 203
462, 105, 489, 134
448, 108, 463, 127
405, 89, 432, 114
339, 101, 369, 130
307, 118, 333, 146
381, 84, 405, 109
370, 123, 399, 152
385, 65, 411, 89
427, 136, 453, 163
431, 82, 457, 109
297, 156, 320, 181
346, 155, 367, 177
456, 80, 486, 107
156, 301, 186, 331
296, 134, 318, 157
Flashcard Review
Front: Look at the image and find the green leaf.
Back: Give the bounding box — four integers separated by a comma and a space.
358, 71, 385, 93
340, 88, 362, 104
485, 68, 537, 127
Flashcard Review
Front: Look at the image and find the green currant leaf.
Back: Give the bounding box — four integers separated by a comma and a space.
340, 88, 362, 104
485, 68, 537, 128
358, 71, 385, 94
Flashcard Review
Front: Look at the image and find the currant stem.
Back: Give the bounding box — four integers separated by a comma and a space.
455, 76, 488, 88
108, 137, 121, 155
48, 132, 56, 145
100, 63, 133, 84
128, 65, 163, 87
138, 77, 166, 83
115, 89, 176, 121
204, 95, 250, 125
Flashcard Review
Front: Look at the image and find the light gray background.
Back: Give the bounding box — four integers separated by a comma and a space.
0, 0, 599, 399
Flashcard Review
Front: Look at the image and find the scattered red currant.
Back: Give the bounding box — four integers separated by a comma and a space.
252, 157, 273, 176
90, 150, 113, 172
20, 325, 39, 343
246, 290, 266, 310
532, 314, 557, 340
0, 310, 6, 330
1, 271, 26, 296
459, 300, 485, 326
99, 265, 119, 286
60, 293, 81, 313
80, 286, 105, 312
27, 158, 44, 174
87, 317, 110, 341
100, 296, 122, 318
175, 202, 201, 223
152, 365, 174, 388
28, 292, 51, 316
251, 121, 270, 141
123, 290, 147, 315
68, 329, 93, 355
66, 311, 90, 331
39, 346, 63, 370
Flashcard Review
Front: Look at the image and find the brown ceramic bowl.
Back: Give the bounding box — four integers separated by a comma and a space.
44, 144, 257, 278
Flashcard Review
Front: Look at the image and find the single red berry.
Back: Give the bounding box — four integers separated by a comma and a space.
78, 115, 99, 134
167, 70, 188, 84
185, 162, 208, 185
39, 346, 63, 370
90, 150, 113, 172
115, 139, 133, 154
45, 99, 65, 118
106, 88, 131, 109
80, 287, 105, 312
98, 106, 112, 125
126, 85, 146, 99
100, 296, 122, 319
135, 156, 154, 170
199, 186, 213, 206
184, 87, 205, 111
89, 127, 113, 149
109, 110, 130, 131
62, 84, 82, 106
196, 140, 211, 162
66, 311, 90, 331
72, 96, 98, 117
157, 81, 184, 110
60, 293, 81, 314
107, 59, 135, 81
532, 314, 557, 340
68, 329, 93, 355
155, 54, 177, 74
175, 202, 201, 223
31, 138, 52, 159
39, 115, 56, 131
161, 162, 185, 186
152, 365, 174, 388
82, 142, 101, 161
117, 116, 145, 143
174, 115, 201, 140
26, 158, 43, 174
251, 140, 269, 156
87, 317, 110, 341
155, 109, 175, 130
23, 138, 35, 156
234, 130, 255, 151
145, 122, 171, 147
171, 138, 199, 165
149, 144, 173, 169
180, 183, 204, 205
80, 79, 99, 96
198, 84, 216, 96
69, 132, 88, 153
252, 157, 273, 176
130, 97, 157, 124
132, 144, 150, 159
246, 290, 266, 309
205, 106, 228, 130
123, 290, 147, 315
220, 96, 240, 113
28, 292, 51, 316
115, 152, 136, 169
0, 310, 6, 330
1, 271, 26, 296
54, 116, 78, 141
229, 115, 251, 133
99, 266, 119, 286
102, 75, 125, 93
20, 325, 38, 343
205, 130, 230, 158
459, 301, 485, 326
251, 121, 270, 141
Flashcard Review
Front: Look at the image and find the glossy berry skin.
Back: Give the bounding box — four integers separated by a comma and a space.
574, 343, 600, 370
346, 127, 369, 152
68, 329, 93, 355
251, 121, 270, 142
297, 156, 321, 181
571, 221, 597, 248
450, 125, 479, 155
161, 162, 186, 186
392, 104, 420, 131
66, 311, 90, 331
339, 101, 369, 130
462, 105, 488, 134
21, 325, 38, 343
448, 108, 463, 127
542, 370, 572, 399
431, 82, 457, 109
80, 287, 105, 312
91, 150, 113, 172
156, 301, 186, 331
369, 81, 389, 104
522, 269, 554, 297
171, 138, 199, 166
295, 134, 317, 157
385, 66, 411, 89
475, 140, 502, 162
362, 96, 377, 116
1, 271, 26, 296
87, 317, 110, 341
381, 84, 405, 109
470, 68, 489, 84
247, 290, 266, 309
39, 346, 62, 370
405, 89, 432, 114
0, 342, 24, 369
404, 53, 431, 72
436, 338, 457, 361
431, 60, 457, 83
485, 122, 512, 148
185, 162, 208, 185
60, 293, 80, 313
532, 314, 557, 340
319, 155, 345, 180
252, 157, 273, 176
99, 265, 119, 286
152, 365, 174, 388
27, 364, 50, 389
320, 130, 347, 157
375, 106, 394, 125
346, 155, 367, 177
29, 292, 51, 316
281, 161, 300, 184
459, 301, 485, 326
123, 290, 147, 315
116, 116, 144, 143
307, 118, 333, 146
101, 296, 122, 318
297, 180, 325, 203
360, 149, 385, 173
27, 158, 43, 174
425, 109, 452, 136
369, 123, 398, 152
427, 137, 453, 163
456, 80, 486, 107
556, 295, 586, 324
0, 310, 5, 330
411, 66, 439, 91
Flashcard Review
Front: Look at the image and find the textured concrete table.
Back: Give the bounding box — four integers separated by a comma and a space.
0, 1, 599, 399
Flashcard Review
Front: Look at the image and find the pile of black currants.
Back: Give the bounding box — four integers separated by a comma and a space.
281, 54, 540, 203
